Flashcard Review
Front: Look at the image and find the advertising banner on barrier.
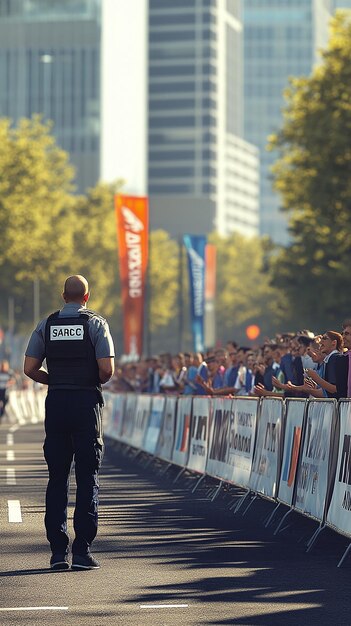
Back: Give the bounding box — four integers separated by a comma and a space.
156, 395, 177, 462
294, 399, 336, 521
327, 401, 351, 535
115, 195, 149, 357
102, 392, 115, 437
183, 234, 206, 353
132, 394, 152, 449
277, 399, 306, 506
206, 397, 232, 479
107, 393, 126, 440
144, 395, 166, 455
226, 397, 259, 488
172, 396, 192, 467
187, 396, 211, 473
249, 397, 283, 498
119, 393, 138, 445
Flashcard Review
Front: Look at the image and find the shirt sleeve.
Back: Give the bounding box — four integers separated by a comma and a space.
24, 320, 46, 362
90, 319, 115, 359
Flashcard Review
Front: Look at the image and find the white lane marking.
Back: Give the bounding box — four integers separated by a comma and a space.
7, 433, 14, 446
140, 604, 189, 609
7, 468, 16, 485
0, 606, 68, 611
9, 425, 19, 433
8, 500, 22, 522
7, 450, 15, 461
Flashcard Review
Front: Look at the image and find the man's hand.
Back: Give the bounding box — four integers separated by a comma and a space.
23, 356, 49, 385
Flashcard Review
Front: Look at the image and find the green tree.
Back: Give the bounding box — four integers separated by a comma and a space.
148, 230, 179, 334
73, 181, 123, 322
211, 232, 286, 342
0, 115, 76, 329
268, 12, 351, 330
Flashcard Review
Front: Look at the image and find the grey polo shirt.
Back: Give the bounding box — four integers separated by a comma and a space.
25, 303, 115, 363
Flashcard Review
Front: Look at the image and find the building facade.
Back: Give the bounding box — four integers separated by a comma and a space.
0, 0, 101, 193
243, 0, 332, 244
148, 0, 259, 238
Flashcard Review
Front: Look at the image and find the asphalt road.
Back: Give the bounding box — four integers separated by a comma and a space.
1, 418, 351, 626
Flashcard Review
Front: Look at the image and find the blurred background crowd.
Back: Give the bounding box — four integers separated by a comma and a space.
107, 320, 351, 402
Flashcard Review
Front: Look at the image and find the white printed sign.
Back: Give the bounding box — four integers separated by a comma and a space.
155, 395, 177, 462
187, 397, 211, 474
295, 399, 336, 521
278, 399, 306, 506
226, 397, 259, 488
131, 395, 151, 449
326, 401, 351, 535
50, 325, 84, 340
249, 397, 283, 498
172, 396, 192, 467
119, 393, 138, 445
144, 395, 166, 455
109, 393, 126, 440
206, 398, 232, 479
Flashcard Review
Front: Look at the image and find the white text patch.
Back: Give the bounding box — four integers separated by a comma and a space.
50, 325, 84, 340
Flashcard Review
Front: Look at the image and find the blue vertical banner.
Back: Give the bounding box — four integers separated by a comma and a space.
183, 234, 206, 352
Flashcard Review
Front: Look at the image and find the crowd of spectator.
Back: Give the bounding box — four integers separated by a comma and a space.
106, 319, 351, 401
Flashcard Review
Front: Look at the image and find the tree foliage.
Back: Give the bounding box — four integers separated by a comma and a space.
148, 230, 179, 333
268, 12, 351, 329
210, 232, 286, 342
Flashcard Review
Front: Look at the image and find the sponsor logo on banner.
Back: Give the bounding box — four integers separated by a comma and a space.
172, 396, 192, 467
187, 397, 211, 473
120, 393, 138, 445
183, 235, 206, 353
327, 401, 351, 534
50, 325, 84, 340
227, 397, 259, 488
277, 399, 306, 506
295, 400, 336, 521
206, 398, 232, 479
144, 396, 166, 455
156, 396, 177, 462
110, 394, 125, 439
115, 195, 149, 357
249, 398, 283, 498
132, 395, 152, 449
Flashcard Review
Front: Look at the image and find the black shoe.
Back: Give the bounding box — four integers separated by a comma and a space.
50, 553, 69, 570
71, 554, 100, 570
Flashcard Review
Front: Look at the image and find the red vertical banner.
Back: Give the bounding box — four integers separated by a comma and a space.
205, 244, 216, 349
115, 195, 149, 357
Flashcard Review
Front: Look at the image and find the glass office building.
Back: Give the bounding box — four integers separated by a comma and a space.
243, 0, 332, 244
0, 0, 101, 192
148, 0, 259, 238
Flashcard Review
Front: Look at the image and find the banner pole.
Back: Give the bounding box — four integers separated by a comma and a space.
178, 235, 183, 352
145, 231, 151, 357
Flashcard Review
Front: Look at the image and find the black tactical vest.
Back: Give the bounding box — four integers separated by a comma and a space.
45, 311, 101, 390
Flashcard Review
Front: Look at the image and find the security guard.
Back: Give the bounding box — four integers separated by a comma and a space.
24, 275, 115, 570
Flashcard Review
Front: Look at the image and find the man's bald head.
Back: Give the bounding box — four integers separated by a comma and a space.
63, 275, 89, 304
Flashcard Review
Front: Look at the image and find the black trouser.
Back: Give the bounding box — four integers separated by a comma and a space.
43, 389, 103, 556
0, 389, 7, 418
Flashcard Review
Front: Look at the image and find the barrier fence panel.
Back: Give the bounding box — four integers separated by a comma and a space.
277, 398, 307, 507
144, 395, 166, 455
227, 396, 260, 488
327, 400, 351, 537
119, 393, 138, 446
172, 396, 192, 467
102, 391, 114, 437
187, 396, 211, 474
294, 398, 337, 523
110, 393, 126, 440
249, 397, 284, 499
155, 395, 177, 462
132, 394, 152, 449
206, 397, 232, 480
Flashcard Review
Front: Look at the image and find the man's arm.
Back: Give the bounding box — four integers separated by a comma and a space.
23, 356, 49, 385
97, 357, 115, 383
